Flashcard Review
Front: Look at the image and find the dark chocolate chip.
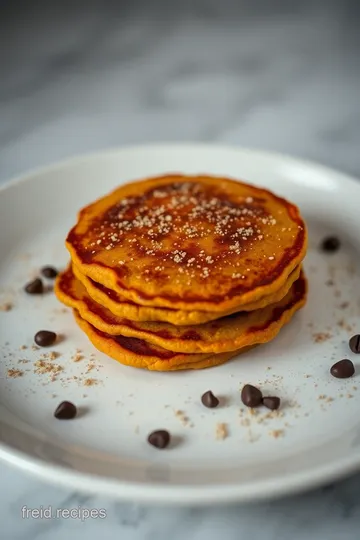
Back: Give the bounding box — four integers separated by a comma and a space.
41, 266, 58, 279
349, 335, 360, 354
201, 390, 219, 408
24, 278, 43, 294
262, 396, 281, 410
330, 359, 355, 379
147, 430, 170, 449
54, 401, 77, 419
321, 236, 340, 253
241, 384, 262, 407
34, 330, 57, 347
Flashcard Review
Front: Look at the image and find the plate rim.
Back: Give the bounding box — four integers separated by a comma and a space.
1, 441, 360, 506
1, 141, 360, 194
1, 142, 360, 505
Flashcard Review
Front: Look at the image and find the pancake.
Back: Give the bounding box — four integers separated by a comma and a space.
73, 309, 253, 371
66, 175, 307, 312
72, 262, 301, 325
56, 265, 307, 354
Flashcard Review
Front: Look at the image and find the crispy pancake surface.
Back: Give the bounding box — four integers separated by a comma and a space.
66, 175, 307, 312
74, 310, 251, 371
72, 262, 301, 325
56, 266, 307, 356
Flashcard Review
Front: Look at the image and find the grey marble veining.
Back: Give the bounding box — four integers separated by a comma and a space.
1, 0, 360, 538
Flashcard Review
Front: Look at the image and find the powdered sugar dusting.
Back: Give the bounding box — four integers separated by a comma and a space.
82, 181, 297, 286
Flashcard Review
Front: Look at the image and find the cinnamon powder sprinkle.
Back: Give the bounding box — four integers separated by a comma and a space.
174, 409, 189, 427
313, 332, 332, 343
83, 378, 98, 387
0, 302, 12, 312
215, 423, 228, 440
33, 360, 63, 377
7, 368, 23, 378
269, 429, 284, 439
85, 362, 96, 374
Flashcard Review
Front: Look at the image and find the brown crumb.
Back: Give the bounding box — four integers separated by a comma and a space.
31, 345, 39, 351
40, 351, 60, 361
313, 332, 332, 343
7, 368, 23, 378
33, 360, 63, 377
82, 394, 88, 398
85, 362, 96, 374
17, 359, 29, 364
72, 353, 83, 362
337, 319, 353, 332
304, 374, 312, 378
339, 302, 349, 310
0, 302, 12, 312
347, 394, 354, 399
215, 423, 228, 440
83, 378, 98, 387
19, 345, 27, 350
269, 429, 284, 439
325, 279, 334, 287
174, 409, 189, 427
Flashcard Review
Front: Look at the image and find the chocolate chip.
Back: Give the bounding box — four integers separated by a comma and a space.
321, 236, 340, 253
201, 390, 219, 408
330, 359, 355, 379
41, 266, 58, 279
262, 396, 281, 410
54, 401, 77, 419
349, 335, 360, 354
34, 330, 57, 347
24, 278, 43, 294
241, 384, 262, 407
147, 430, 170, 449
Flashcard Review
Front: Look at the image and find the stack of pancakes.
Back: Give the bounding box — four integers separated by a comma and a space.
55, 175, 307, 371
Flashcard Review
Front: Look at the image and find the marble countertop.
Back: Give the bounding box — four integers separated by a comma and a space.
1, 0, 360, 538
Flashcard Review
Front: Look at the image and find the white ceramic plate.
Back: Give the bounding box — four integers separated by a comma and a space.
1, 144, 360, 506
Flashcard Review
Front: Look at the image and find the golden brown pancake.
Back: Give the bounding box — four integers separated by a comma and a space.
66, 175, 307, 312
73, 309, 252, 371
72, 262, 301, 325
56, 266, 307, 355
